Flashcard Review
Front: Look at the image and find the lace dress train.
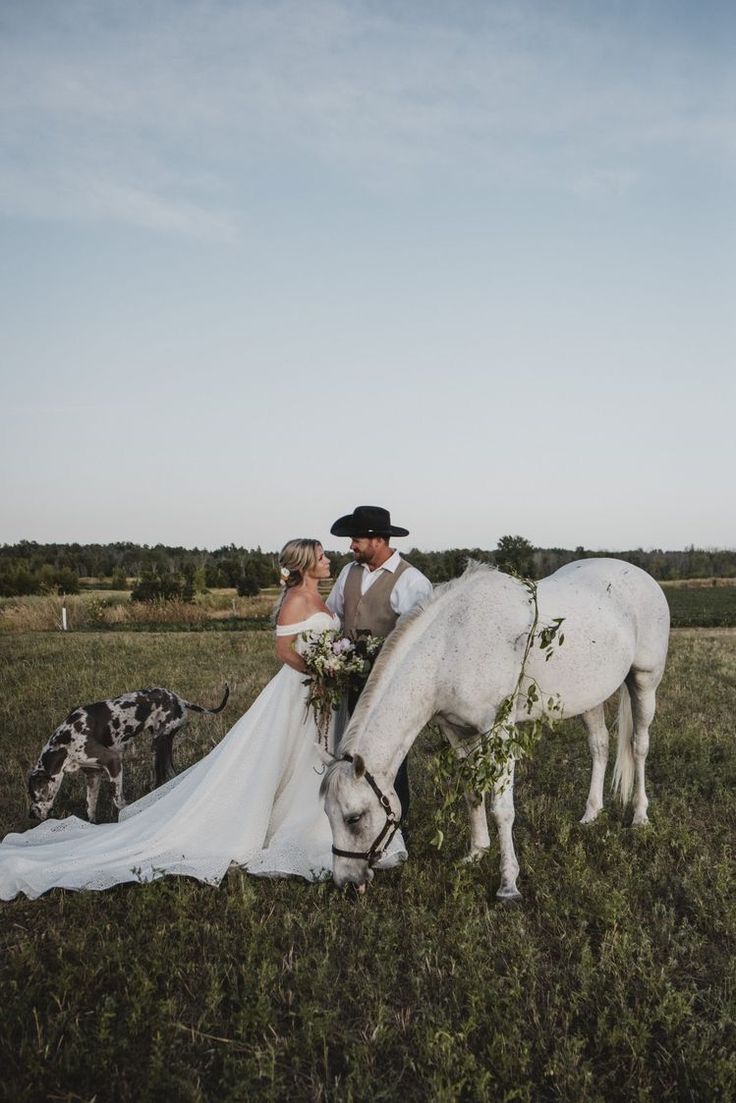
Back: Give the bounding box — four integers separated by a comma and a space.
0, 612, 407, 900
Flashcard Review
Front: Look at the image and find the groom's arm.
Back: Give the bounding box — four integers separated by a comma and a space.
391, 568, 433, 617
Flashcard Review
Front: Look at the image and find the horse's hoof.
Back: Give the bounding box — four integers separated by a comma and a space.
580, 809, 600, 824
632, 814, 650, 827
496, 887, 522, 903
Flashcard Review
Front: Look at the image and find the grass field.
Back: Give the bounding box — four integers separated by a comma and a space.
1, 628, 735, 1101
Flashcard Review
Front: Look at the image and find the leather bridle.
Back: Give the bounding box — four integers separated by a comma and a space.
330, 753, 400, 865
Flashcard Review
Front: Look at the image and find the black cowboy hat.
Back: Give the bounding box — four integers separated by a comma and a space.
330, 505, 409, 538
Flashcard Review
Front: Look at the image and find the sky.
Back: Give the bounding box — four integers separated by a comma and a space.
1, 0, 734, 553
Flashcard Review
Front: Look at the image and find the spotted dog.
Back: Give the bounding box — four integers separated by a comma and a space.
28, 685, 230, 822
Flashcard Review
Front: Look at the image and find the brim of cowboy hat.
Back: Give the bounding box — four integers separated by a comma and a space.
330, 516, 410, 538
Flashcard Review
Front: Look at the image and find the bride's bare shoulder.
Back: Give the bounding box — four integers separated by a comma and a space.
277, 589, 319, 628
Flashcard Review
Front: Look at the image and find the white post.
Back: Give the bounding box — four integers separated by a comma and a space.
61, 603, 68, 631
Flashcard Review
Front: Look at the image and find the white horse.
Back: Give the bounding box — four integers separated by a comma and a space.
321, 558, 670, 899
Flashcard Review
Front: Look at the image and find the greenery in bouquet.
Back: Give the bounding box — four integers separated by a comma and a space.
300, 628, 384, 747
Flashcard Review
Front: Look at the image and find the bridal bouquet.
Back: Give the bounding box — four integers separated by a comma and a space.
300, 629, 384, 747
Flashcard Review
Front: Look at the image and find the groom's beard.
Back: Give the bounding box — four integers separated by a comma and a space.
353, 550, 380, 568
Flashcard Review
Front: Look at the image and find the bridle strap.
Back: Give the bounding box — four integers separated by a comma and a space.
330, 753, 400, 864
331, 817, 399, 862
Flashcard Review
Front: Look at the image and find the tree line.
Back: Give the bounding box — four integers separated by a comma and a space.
0, 541, 277, 600
1, 537, 734, 600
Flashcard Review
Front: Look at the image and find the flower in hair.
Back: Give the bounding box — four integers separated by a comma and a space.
280, 566, 291, 581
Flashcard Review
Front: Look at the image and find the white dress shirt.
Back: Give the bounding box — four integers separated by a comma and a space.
326, 550, 433, 621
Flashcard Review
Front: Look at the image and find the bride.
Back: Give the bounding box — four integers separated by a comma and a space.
0, 539, 407, 900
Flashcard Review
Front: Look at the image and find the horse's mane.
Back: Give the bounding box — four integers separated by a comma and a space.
345, 559, 498, 740
319, 757, 343, 799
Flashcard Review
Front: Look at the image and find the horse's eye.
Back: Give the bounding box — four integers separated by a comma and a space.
346, 813, 363, 826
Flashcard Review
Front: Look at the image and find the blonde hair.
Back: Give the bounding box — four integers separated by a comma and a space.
272, 538, 323, 620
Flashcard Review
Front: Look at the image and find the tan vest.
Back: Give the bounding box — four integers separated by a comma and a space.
343, 559, 411, 638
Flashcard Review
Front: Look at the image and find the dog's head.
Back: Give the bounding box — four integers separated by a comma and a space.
27, 767, 57, 819
27, 747, 68, 819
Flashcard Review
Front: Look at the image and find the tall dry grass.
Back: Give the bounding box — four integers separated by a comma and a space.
0, 590, 277, 633
661, 576, 736, 588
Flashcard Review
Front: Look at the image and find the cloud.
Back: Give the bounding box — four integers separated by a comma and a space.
0, 163, 240, 241
0, 0, 733, 234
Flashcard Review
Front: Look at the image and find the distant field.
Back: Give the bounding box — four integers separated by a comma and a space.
3, 579, 736, 632
0, 628, 734, 1100
663, 581, 736, 627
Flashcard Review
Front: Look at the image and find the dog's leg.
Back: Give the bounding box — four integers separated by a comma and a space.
82, 768, 104, 823
108, 754, 126, 812
152, 726, 178, 786
78, 744, 126, 815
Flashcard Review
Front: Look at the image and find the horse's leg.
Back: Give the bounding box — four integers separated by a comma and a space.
462, 790, 491, 861
627, 670, 658, 825
491, 762, 521, 900
580, 704, 609, 824
438, 722, 492, 862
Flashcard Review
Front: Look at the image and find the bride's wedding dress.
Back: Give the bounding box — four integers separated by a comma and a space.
0, 612, 407, 900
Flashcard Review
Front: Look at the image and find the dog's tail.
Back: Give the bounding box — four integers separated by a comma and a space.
184, 683, 230, 715
153, 685, 229, 788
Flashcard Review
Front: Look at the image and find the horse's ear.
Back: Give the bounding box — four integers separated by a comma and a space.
352, 754, 366, 779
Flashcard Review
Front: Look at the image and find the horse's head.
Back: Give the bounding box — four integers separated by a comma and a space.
320, 753, 401, 892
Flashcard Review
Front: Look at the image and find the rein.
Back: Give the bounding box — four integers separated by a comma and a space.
330, 753, 400, 865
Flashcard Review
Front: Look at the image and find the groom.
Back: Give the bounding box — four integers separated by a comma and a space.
326, 505, 432, 828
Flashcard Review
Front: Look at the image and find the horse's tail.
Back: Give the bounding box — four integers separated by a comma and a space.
611, 682, 634, 805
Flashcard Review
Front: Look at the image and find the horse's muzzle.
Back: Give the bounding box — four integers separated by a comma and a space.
333, 861, 374, 891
